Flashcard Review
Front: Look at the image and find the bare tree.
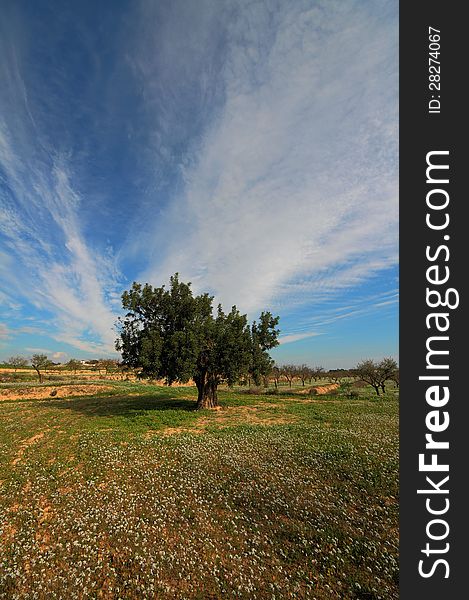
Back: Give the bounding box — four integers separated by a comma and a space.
31, 354, 51, 383
7, 355, 28, 373
328, 369, 350, 384
355, 358, 398, 396
281, 364, 298, 388
66, 359, 81, 375
99, 359, 119, 376
272, 365, 282, 389
311, 366, 325, 382
378, 358, 398, 394
298, 364, 312, 386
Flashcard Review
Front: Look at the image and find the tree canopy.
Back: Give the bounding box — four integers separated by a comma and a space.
355, 357, 398, 396
7, 355, 28, 372
30, 353, 51, 383
65, 359, 81, 374
116, 274, 280, 409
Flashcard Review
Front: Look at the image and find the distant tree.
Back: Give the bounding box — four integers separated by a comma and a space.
311, 366, 325, 382
328, 369, 350, 384
117, 362, 133, 380
391, 368, 399, 388
355, 358, 398, 396
355, 360, 381, 395
7, 355, 28, 373
116, 274, 280, 409
99, 359, 119, 376
297, 364, 312, 386
281, 364, 297, 388
31, 354, 51, 383
272, 365, 282, 389
66, 359, 81, 374
377, 358, 399, 394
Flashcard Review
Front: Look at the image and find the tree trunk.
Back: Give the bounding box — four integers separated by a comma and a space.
373, 385, 380, 396
34, 367, 43, 383
195, 374, 219, 410
380, 383, 386, 394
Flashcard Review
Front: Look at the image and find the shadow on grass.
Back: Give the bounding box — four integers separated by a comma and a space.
39, 391, 198, 418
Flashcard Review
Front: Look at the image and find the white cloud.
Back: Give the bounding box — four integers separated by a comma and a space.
0, 0, 397, 357
0, 126, 122, 355
279, 332, 322, 345
138, 0, 398, 315
25, 347, 51, 354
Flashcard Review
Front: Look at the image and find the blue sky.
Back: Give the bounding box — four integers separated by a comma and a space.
0, 0, 398, 369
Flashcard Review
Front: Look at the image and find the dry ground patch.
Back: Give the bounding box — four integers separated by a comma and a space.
149, 402, 300, 437
0, 384, 114, 401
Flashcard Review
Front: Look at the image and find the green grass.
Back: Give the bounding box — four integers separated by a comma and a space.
0, 382, 398, 599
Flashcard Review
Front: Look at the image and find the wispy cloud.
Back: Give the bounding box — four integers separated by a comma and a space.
0, 157, 122, 354
0, 39, 123, 355
134, 0, 398, 315
274, 288, 398, 343
279, 332, 322, 345
0, 0, 397, 361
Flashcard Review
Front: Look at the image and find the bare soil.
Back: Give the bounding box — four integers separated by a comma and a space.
295, 383, 340, 395
148, 404, 299, 437
0, 384, 114, 401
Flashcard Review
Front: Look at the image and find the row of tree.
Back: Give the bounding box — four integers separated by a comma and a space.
270, 360, 399, 395
4, 354, 124, 383
269, 364, 325, 388
5, 276, 398, 401
5, 353, 399, 396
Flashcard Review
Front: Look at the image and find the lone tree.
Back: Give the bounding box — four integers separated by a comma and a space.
31, 354, 50, 383
7, 355, 28, 373
116, 274, 280, 409
355, 358, 398, 396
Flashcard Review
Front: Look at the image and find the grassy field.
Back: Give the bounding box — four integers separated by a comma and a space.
0, 381, 398, 599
